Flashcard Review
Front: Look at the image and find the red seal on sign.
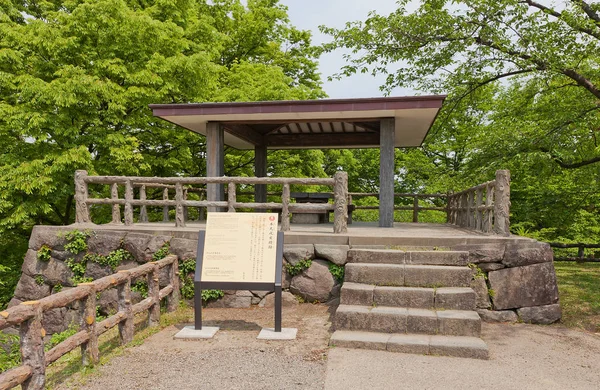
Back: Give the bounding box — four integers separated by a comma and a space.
269, 216, 275, 221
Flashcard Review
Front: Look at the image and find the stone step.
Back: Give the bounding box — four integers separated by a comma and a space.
347, 249, 469, 266
330, 330, 489, 360
334, 304, 481, 337
344, 263, 472, 287
341, 282, 476, 310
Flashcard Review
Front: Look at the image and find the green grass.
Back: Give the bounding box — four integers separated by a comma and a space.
554, 261, 600, 332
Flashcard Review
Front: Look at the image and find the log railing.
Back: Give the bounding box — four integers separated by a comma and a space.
0, 255, 180, 390
549, 242, 600, 262
74, 170, 349, 234
447, 170, 511, 236
347, 192, 447, 223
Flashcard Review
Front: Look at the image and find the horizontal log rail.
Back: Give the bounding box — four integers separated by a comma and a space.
0, 255, 180, 390
549, 242, 600, 262
347, 192, 448, 223
74, 170, 349, 234
447, 170, 510, 236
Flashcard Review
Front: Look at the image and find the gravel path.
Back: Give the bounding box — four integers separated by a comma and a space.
52, 305, 600, 390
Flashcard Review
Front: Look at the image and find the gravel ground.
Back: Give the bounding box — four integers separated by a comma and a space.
53, 305, 600, 390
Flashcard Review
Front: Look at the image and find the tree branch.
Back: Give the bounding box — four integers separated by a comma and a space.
524, 0, 600, 40
573, 0, 600, 24
540, 148, 600, 168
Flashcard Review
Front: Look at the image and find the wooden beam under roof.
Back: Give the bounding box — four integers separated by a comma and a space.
265, 132, 380, 148
224, 124, 264, 146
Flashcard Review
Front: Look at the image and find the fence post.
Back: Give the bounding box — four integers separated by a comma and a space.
484, 183, 493, 233
148, 263, 160, 326
493, 170, 511, 236
228, 182, 236, 212
412, 196, 419, 223
183, 188, 189, 222
117, 272, 134, 344
446, 193, 452, 223
466, 191, 473, 228
124, 180, 134, 226
162, 188, 169, 222
333, 171, 348, 233
139, 185, 148, 223
175, 182, 185, 227
476, 187, 483, 232
167, 257, 180, 312
111, 183, 121, 224
74, 170, 90, 224
77, 283, 99, 366
281, 183, 290, 232
19, 301, 45, 390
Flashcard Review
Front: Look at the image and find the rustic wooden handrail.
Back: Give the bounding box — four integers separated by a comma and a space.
74, 171, 349, 234
0, 255, 180, 390
347, 192, 447, 223
549, 242, 600, 262
447, 170, 510, 236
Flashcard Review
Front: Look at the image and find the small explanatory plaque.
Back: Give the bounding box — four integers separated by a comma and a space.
201, 213, 278, 283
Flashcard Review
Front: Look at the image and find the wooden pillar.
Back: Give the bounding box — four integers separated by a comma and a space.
379, 118, 395, 227
20, 302, 45, 390
333, 171, 348, 233
74, 170, 90, 223
254, 144, 267, 203
206, 122, 224, 212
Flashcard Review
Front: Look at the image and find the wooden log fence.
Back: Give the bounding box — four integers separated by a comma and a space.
549, 242, 600, 262
347, 192, 447, 223
0, 255, 180, 390
447, 170, 511, 236
74, 170, 349, 234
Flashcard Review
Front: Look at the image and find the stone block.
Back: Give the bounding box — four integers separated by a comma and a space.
85, 261, 112, 280
404, 265, 471, 288
314, 244, 349, 265
347, 249, 405, 264
206, 294, 252, 308
291, 213, 321, 224
345, 263, 404, 286
283, 244, 314, 266
87, 231, 126, 256
454, 243, 505, 264
259, 291, 298, 308
470, 278, 491, 309
517, 304, 562, 325
28, 226, 68, 251
406, 308, 438, 334
488, 262, 559, 310
123, 233, 170, 263
98, 288, 118, 316
435, 287, 476, 311
21, 250, 73, 286
387, 334, 430, 355
13, 274, 51, 301
478, 263, 505, 272
369, 306, 408, 333
406, 251, 469, 266
437, 310, 481, 337
334, 305, 371, 331
42, 307, 69, 334
429, 335, 489, 360
502, 241, 553, 267
340, 283, 374, 306
170, 238, 198, 261
476, 309, 518, 323
290, 259, 335, 302
374, 286, 434, 308
330, 330, 389, 351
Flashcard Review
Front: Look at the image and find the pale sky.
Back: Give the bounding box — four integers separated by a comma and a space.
280, 0, 418, 98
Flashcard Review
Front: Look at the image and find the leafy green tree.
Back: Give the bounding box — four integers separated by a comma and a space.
0, 0, 323, 308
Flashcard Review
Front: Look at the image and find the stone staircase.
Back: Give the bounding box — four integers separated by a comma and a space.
330, 248, 489, 359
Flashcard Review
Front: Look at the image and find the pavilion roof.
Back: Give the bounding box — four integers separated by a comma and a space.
149, 95, 445, 150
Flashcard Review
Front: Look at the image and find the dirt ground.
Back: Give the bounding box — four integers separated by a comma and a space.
53, 304, 600, 390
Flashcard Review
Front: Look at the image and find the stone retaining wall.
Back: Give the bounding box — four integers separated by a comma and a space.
9, 227, 561, 335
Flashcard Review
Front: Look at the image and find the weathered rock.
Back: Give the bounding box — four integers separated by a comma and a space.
21, 251, 73, 287
123, 233, 171, 263
283, 244, 314, 266
87, 231, 125, 256
290, 259, 335, 302
282, 259, 292, 289
476, 309, 518, 323
454, 243, 505, 263
28, 226, 67, 251
259, 291, 299, 308
488, 262, 559, 310
98, 288, 118, 316
517, 304, 562, 325
115, 260, 140, 272
314, 245, 349, 265
206, 294, 252, 308
470, 277, 491, 309
42, 307, 68, 334
250, 290, 270, 299
251, 296, 261, 305
170, 238, 197, 261
50, 250, 73, 261
7, 297, 22, 308
478, 263, 505, 272
85, 261, 113, 280
13, 274, 51, 301
502, 241, 553, 267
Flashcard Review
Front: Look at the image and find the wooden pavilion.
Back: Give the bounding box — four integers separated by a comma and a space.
149, 96, 445, 227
